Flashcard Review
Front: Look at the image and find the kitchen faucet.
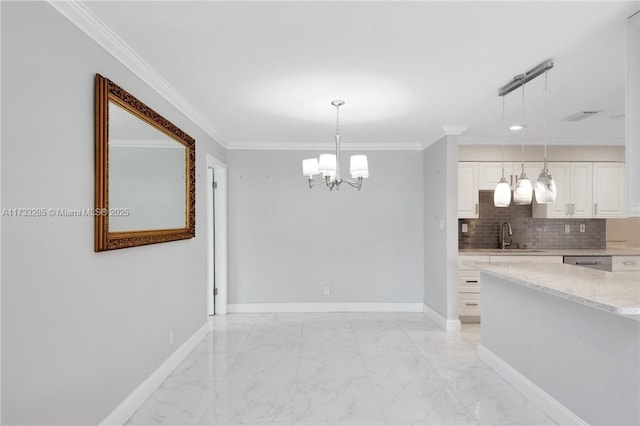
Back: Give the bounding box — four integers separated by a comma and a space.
501, 221, 513, 250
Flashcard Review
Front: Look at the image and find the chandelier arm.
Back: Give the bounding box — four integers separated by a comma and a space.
342, 177, 364, 190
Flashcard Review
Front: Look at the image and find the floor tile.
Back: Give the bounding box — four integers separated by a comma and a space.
372, 378, 474, 425
297, 351, 367, 381
127, 313, 556, 426
447, 368, 551, 422
226, 351, 299, 381
299, 328, 359, 354
361, 351, 440, 384
294, 378, 384, 424
200, 378, 295, 425
127, 377, 214, 425
353, 329, 418, 353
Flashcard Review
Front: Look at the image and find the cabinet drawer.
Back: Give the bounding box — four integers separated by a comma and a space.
459, 293, 480, 315
489, 255, 563, 263
612, 256, 640, 271
459, 271, 480, 292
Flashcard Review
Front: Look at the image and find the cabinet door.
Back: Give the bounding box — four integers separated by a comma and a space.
593, 162, 625, 218
570, 162, 593, 218
458, 162, 479, 218
478, 162, 506, 190
545, 162, 572, 218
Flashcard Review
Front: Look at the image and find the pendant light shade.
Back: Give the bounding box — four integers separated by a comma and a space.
535, 71, 557, 204
514, 162, 533, 205
494, 177, 512, 207
535, 166, 557, 203
494, 97, 511, 207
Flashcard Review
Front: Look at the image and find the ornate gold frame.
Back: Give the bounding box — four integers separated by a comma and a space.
95, 74, 196, 251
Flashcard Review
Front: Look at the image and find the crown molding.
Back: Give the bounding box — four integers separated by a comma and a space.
226, 142, 424, 151
46, 0, 226, 148
459, 136, 625, 146
442, 125, 468, 136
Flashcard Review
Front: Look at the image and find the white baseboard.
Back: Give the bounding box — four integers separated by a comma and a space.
99, 321, 210, 426
479, 345, 588, 426
422, 303, 461, 331
227, 302, 423, 313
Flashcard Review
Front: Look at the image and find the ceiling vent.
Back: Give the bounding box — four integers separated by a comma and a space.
562, 111, 601, 121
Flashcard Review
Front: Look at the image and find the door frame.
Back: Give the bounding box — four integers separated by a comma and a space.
206, 153, 228, 315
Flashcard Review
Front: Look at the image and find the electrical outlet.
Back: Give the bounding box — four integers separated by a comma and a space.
461, 223, 468, 233
169, 330, 174, 346
323, 286, 330, 296
565, 224, 571, 234
580, 224, 586, 233
438, 219, 445, 231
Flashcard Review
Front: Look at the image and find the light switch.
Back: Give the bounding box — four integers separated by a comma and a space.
580, 224, 585, 233
439, 219, 445, 231
461, 223, 468, 233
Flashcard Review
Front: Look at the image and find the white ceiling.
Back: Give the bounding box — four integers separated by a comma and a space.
81, 1, 639, 149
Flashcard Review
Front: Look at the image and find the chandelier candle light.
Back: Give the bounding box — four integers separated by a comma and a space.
302, 100, 369, 190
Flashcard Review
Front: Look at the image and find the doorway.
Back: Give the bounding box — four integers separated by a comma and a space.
207, 154, 227, 315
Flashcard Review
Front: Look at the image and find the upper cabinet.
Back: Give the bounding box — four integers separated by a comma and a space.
532, 162, 625, 219
458, 162, 479, 218
459, 161, 627, 219
592, 162, 625, 218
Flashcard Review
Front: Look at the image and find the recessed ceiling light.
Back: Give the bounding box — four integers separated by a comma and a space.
510, 124, 526, 131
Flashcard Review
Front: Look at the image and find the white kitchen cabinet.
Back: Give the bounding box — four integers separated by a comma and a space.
478, 162, 506, 190
478, 162, 544, 191
533, 162, 592, 218
458, 254, 488, 322
571, 162, 593, 218
489, 255, 563, 263
593, 162, 625, 218
612, 256, 640, 271
458, 162, 479, 218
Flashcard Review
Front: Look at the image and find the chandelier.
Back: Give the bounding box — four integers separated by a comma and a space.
302, 100, 369, 191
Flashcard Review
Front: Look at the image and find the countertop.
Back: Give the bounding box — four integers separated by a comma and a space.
459, 248, 640, 256
471, 261, 640, 318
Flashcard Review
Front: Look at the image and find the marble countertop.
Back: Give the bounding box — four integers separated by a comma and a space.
471, 262, 640, 318
460, 248, 640, 256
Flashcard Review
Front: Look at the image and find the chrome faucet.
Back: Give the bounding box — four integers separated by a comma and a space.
501, 221, 513, 250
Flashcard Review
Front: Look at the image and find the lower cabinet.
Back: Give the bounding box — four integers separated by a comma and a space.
458, 254, 563, 323
612, 256, 640, 271
458, 255, 488, 322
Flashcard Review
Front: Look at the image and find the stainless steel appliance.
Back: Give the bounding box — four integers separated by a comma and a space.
563, 256, 612, 271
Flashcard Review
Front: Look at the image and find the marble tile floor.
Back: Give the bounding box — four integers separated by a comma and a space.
126, 313, 557, 426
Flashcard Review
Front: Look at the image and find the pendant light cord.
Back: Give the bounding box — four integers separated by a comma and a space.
543, 70, 548, 166
501, 96, 506, 178
520, 80, 525, 174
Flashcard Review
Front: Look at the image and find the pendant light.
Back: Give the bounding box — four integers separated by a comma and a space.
535, 71, 557, 203
494, 96, 511, 207
513, 81, 533, 205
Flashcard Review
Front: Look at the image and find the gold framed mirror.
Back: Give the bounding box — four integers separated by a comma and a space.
95, 74, 195, 251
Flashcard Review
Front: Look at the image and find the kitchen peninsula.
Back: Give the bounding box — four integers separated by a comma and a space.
473, 261, 639, 425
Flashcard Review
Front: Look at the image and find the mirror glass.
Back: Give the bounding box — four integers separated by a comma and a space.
108, 102, 187, 232
95, 74, 195, 251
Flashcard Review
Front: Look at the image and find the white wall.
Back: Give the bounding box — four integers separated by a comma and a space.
423, 136, 458, 321
226, 150, 424, 305
1, 2, 224, 424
